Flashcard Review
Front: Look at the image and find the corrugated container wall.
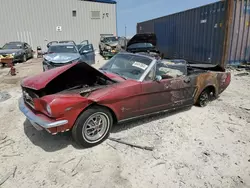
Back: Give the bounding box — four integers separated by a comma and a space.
0, 0, 117, 50
137, 0, 250, 66
227, 0, 250, 65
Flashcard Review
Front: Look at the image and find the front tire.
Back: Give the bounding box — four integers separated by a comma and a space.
196, 88, 214, 107
22, 54, 27, 62
72, 106, 113, 148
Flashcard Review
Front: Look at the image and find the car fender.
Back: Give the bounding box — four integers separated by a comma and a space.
194, 73, 219, 102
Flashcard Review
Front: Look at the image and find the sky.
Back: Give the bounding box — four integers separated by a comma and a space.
116, 0, 218, 37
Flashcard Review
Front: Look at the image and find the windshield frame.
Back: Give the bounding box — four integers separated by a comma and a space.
47, 44, 78, 53
104, 37, 118, 43
100, 53, 155, 82
2, 43, 23, 49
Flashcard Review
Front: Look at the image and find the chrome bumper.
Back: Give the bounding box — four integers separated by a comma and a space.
18, 98, 68, 129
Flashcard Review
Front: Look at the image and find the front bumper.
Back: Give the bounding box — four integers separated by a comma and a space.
42, 60, 73, 71
102, 50, 117, 57
13, 54, 23, 61
18, 98, 68, 129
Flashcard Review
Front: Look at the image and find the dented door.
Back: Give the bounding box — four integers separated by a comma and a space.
139, 76, 195, 115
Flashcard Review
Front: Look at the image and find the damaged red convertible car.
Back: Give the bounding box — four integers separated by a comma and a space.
19, 53, 231, 147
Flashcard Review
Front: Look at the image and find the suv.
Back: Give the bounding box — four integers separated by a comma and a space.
99, 35, 119, 59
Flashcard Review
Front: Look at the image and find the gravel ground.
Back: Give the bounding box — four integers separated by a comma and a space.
0, 56, 249, 188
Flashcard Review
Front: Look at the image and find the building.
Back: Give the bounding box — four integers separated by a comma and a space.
0, 0, 117, 50
137, 0, 250, 66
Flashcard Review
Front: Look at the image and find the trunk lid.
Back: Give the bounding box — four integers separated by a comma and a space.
22, 62, 115, 90
189, 63, 225, 72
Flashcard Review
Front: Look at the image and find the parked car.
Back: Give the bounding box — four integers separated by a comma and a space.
42, 41, 95, 71
19, 52, 231, 148
0, 41, 33, 63
99, 35, 119, 59
126, 33, 161, 57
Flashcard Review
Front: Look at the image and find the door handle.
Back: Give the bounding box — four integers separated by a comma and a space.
184, 77, 191, 83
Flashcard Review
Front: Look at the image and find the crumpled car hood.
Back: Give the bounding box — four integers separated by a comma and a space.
106, 41, 118, 47
0, 49, 23, 54
44, 53, 80, 63
21, 62, 115, 90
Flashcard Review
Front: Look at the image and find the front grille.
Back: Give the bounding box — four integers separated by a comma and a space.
43, 60, 72, 69
22, 87, 38, 108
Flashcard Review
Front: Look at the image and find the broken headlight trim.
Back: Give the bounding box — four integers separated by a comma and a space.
46, 104, 52, 115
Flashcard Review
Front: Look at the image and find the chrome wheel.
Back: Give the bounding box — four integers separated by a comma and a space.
199, 91, 209, 107
82, 112, 110, 143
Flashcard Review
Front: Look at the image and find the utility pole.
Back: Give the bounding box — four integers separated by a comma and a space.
125, 25, 127, 39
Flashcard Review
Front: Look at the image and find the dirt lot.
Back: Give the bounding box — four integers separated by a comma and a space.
0, 56, 249, 188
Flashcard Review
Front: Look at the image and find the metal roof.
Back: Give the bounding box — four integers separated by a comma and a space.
84, 0, 116, 4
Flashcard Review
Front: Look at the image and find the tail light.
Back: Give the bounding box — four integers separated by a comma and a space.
225, 73, 231, 85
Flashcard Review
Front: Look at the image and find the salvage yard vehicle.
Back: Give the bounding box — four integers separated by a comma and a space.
43, 41, 95, 71
126, 33, 160, 54
0, 41, 33, 64
19, 52, 231, 148
99, 35, 119, 59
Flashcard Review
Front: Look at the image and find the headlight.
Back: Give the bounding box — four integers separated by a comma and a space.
46, 104, 52, 115
105, 46, 111, 50
13, 51, 22, 56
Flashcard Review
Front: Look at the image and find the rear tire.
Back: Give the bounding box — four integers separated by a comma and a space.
196, 88, 214, 107
72, 106, 113, 148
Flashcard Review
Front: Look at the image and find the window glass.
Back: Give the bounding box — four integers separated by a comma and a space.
48, 45, 78, 53
100, 54, 152, 80
156, 61, 186, 79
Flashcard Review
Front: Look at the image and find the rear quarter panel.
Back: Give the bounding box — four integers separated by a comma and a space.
194, 71, 231, 103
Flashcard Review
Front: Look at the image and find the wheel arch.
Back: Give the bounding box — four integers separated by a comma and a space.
195, 85, 217, 104
74, 102, 118, 126
204, 85, 216, 95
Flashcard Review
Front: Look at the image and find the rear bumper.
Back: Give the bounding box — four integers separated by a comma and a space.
18, 98, 68, 129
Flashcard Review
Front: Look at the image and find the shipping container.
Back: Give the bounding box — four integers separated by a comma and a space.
137, 0, 250, 67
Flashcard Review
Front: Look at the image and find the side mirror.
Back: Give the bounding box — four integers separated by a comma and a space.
155, 75, 162, 82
